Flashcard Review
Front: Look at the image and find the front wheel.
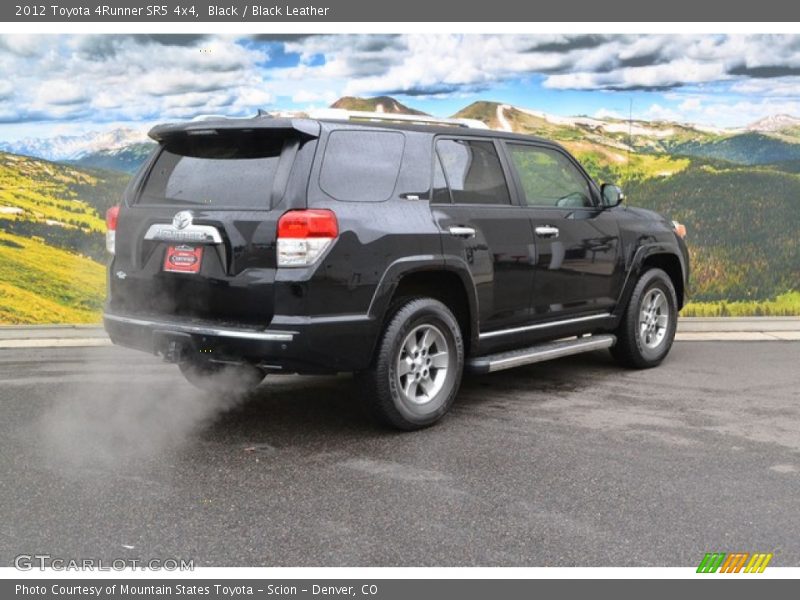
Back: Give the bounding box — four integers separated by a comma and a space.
179, 359, 265, 395
611, 268, 678, 369
357, 297, 464, 430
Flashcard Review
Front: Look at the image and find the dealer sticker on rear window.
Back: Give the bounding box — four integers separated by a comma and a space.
163, 245, 203, 274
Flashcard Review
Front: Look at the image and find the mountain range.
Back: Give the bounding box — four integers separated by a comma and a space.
5, 98, 800, 169
0, 95, 799, 322
0, 127, 149, 162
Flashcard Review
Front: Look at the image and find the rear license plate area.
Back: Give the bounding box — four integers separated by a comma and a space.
163, 245, 203, 274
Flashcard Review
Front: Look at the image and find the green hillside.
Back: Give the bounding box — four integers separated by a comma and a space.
0, 152, 129, 324
625, 164, 800, 301
668, 132, 800, 165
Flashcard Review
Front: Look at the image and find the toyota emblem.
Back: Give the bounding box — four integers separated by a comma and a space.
172, 211, 193, 230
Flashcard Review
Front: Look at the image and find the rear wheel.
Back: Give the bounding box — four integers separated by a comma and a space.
357, 297, 464, 430
611, 268, 678, 368
179, 359, 266, 395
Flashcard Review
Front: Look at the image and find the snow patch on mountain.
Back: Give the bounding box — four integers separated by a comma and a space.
496, 105, 512, 131
745, 114, 800, 132
0, 128, 149, 161
518, 107, 684, 138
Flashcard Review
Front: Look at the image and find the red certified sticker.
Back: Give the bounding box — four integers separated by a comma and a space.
163, 245, 203, 274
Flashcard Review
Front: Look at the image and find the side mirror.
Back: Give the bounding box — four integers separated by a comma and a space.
601, 183, 624, 208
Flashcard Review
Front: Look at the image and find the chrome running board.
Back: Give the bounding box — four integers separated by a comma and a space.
467, 334, 616, 374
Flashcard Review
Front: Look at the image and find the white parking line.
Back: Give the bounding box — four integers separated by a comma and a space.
769, 331, 800, 340
0, 338, 112, 348
675, 332, 800, 341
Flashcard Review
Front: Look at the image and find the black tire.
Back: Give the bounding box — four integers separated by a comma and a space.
357, 297, 464, 430
611, 268, 678, 369
179, 359, 265, 395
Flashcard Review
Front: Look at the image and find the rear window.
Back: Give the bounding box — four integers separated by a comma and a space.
138, 133, 288, 208
319, 130, 405, 202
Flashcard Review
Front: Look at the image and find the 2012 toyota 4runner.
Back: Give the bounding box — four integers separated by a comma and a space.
103, 110, 689, 430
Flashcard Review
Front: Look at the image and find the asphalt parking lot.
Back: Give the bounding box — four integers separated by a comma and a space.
1, 341, 799, 567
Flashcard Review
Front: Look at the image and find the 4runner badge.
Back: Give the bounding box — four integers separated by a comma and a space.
172, 211, 193, 230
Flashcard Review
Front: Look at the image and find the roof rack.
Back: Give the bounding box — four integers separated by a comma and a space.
306, 108, 489, 129
190, 113, 259, 122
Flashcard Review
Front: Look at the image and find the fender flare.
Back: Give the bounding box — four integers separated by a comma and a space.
367, 255, 480, 347
614, 243, 688, 317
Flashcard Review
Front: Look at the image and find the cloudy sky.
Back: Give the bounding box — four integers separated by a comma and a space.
2, 33, 800, 140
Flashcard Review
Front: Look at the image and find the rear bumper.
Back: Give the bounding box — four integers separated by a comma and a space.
103, 311, 379, 373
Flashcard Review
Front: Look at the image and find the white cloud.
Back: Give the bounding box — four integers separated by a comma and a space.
236, 88, 274, 107
0, 80, 12, 100
0, 34, 272, 124
291, 89, 337, 104
679, 98, 702, 111
33, 80, 88, 106
277, 33, 800, 97
730, 77, 800, 97
3, 33, 800, 131
544, 60, 729, 90
0, 34, 50, 57
643, 103, 684, 122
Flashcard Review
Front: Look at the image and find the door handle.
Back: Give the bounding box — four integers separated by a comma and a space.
535, 225, 560, 239
448, 226, 476, 239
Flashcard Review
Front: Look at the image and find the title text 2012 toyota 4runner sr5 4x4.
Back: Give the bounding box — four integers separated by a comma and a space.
104, 110, 689, 430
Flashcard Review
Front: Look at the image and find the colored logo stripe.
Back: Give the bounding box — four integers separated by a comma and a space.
744, 553, 773, 573
697, 553, 726, 573
697, 552, 773, 573
719, 553, 749, 573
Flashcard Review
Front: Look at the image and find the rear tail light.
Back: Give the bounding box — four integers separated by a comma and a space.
106, 205, 120, 254
277, 209, 339, 267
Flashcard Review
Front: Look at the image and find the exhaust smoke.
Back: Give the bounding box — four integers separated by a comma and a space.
35, 356, 258, 472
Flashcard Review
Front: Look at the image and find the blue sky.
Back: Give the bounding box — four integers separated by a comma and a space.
2, 34, 800, 141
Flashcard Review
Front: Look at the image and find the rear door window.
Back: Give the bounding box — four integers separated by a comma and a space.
319, 130, 405, 202
435, 139, 511, 205
138, 133, 288, 208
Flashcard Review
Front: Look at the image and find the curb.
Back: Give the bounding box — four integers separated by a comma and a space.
678, 317, 800, 332
1, 318, 799, 348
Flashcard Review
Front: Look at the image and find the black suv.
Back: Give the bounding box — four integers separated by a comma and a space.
104, 111, 689, 430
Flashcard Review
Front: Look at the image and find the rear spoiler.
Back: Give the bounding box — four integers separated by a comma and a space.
148, 117, 321, 143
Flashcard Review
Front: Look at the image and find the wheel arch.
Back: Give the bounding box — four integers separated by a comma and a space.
615, 245, 687, 316
640, 253, 685, 309
368, 258, 479, 355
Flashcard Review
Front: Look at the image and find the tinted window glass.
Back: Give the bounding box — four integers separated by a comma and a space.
507, 144, 592, 208
435, 139, 510, 205
139, 134, 285, 208
320, 130, 405, 202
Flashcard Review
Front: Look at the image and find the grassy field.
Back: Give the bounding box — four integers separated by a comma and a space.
0, 152, 117, 324
0, 153, 106, 230
0, 229, 105, 324
682, 291, 800, 317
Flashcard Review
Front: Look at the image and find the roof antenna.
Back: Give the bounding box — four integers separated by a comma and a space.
627, 97, 633, 181
256, 109, 270, 117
